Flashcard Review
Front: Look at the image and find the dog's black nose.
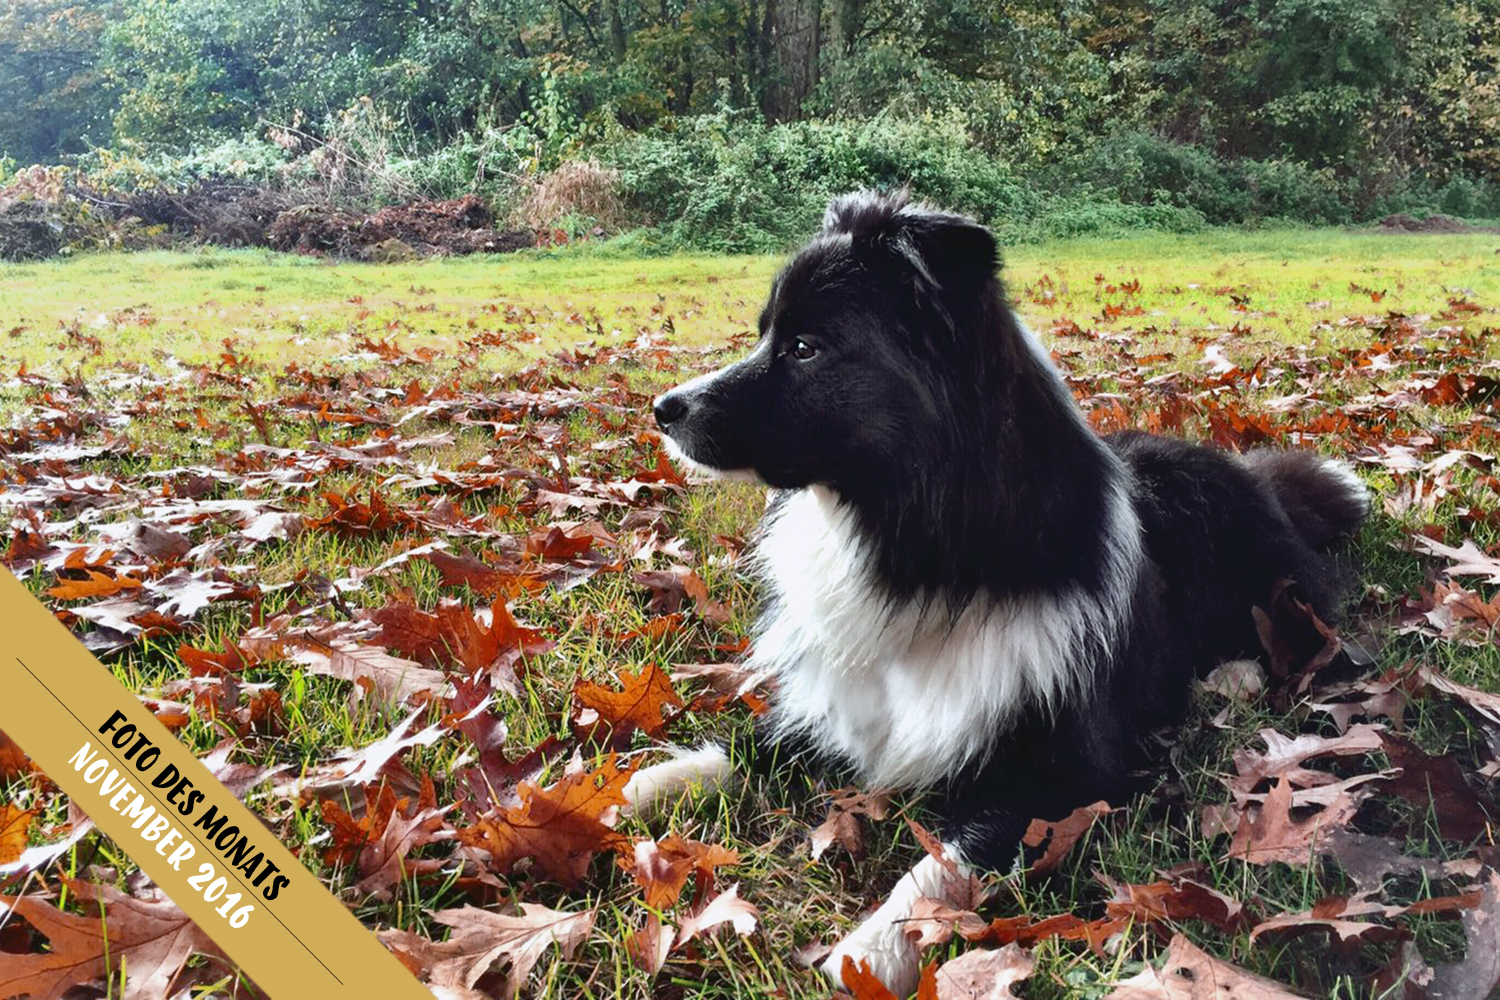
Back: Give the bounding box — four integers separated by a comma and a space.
654, 392, 689, 429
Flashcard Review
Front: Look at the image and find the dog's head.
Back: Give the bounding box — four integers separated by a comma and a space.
653, 191, 1002, 491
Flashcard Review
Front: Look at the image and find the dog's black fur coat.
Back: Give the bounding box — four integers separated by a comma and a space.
655, 191, 1367, 871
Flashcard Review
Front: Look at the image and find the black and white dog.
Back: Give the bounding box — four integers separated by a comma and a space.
628, 191, 1367, 991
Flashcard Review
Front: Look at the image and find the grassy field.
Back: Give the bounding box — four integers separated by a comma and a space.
3, 225, 1500, 999
2, 226, 1497, 366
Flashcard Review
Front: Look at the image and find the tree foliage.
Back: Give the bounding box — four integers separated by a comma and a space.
0, 0, 1496, 244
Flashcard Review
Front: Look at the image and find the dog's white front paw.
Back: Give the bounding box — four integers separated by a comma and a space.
819, 911, 921, 997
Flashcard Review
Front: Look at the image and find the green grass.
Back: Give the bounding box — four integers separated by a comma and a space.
2, 225, 1496, 367
3, 226, 1499, 999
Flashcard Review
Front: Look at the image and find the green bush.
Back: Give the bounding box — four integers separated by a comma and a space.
1052, 129, 1351, 226
1000, 197, 1208, 243
603, 114, 1308, 252
1234, 158, 1350, 224
600, 111, 1034, 253
1432, 174, 1500, 219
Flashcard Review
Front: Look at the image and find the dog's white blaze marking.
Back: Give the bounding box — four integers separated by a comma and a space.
751, 471, 1141, 791
820, 843, 969, 994
657, 361, 725, 402
621, 744, 732, 818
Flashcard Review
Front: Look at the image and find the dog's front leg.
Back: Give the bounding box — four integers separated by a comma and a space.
820, 843, 970, 996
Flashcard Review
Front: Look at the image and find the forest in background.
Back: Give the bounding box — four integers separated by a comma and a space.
1, 0, 1499, 254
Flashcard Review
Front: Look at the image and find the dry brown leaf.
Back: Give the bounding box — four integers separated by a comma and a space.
905, 899, 1126, 954
1226, 725, 1384, 805
1100, 876, 1247, 932
45, 569, 144, 600
0, 730, 29, 780
1199, 659, 1265, 702
0, 882, 216, 1000
672, 883, 759, 947
321, 779, 449, 900
381, 902, 595, 1000
455, 756, 631, 887
932, 944, 1034, 999
625, 913, 673, 975
574, 662, 683, 738
627, 834, 739, 908
270, 703, 452, 797
291, 635, 451, 704
0, 804, 35, 865
1106, 934, 1305, 998
1252, 579, 1342, 696
671, 660, 767, 697
1023, 800, 1111, 873
0, 804, 94, 879
1412, 534, 1500, 584
176, 641, 256, 676
310, 488, 417, 537
1417, 665, 1500, 726
1248, 893, 1406, 947
1307, 675, 1408, 733
841, 956, 900, 999
1224, 776, 1367, 866
918, 960, 941, 1000
197, 738, 289, 798
1324, 829, 1483, 894
1414, 578, 1500, 641
525, 523, 607, 561
1379, 731, 1496, 839
423, 547, 533, 598
904, 818, 991, 911
811, 788, 890, 862
238, 509, 305, 542
369, 595, 551, 689
241, 626, 450, 704
906, 897, 991, 950
633, 565, 730, 623
145, 568, 240, 618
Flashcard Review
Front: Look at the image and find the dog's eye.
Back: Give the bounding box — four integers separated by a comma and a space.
791, 339, 818, 361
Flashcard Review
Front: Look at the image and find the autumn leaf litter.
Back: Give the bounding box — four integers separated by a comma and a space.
3, 263, 1500, 998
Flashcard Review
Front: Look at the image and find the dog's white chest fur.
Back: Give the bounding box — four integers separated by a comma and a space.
748, 486, 1121, 791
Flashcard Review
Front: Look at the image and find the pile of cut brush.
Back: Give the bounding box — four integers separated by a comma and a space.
264, 194, 536, 260
2, 273, 1500, 998
0, 166, 536, 262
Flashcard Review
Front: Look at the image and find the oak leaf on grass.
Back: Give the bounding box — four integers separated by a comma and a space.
0, 881, 217, 1000
573, 662, 683, 738
455, 756, 631, 887
1104, 933, 1305, 998
380, 902, 595, 1000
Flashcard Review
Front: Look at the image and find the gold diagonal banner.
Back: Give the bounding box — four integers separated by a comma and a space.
0, 568, 430, 998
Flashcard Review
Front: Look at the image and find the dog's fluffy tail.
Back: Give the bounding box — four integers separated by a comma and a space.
621, 744, 732, 818
1242, 450, 1370, 550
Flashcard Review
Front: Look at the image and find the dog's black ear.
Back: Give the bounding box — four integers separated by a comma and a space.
897, 211, 999, 293
822, 190, 998, 293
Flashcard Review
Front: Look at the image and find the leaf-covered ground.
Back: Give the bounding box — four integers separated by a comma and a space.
3, 228, 1500, 999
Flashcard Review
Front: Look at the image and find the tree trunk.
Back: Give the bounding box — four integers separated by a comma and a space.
763, 0, 821, 120
829, 0, 861, 60
606, 0, 628, 60
726, 30, 743, 105
677, 48, 696, 112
